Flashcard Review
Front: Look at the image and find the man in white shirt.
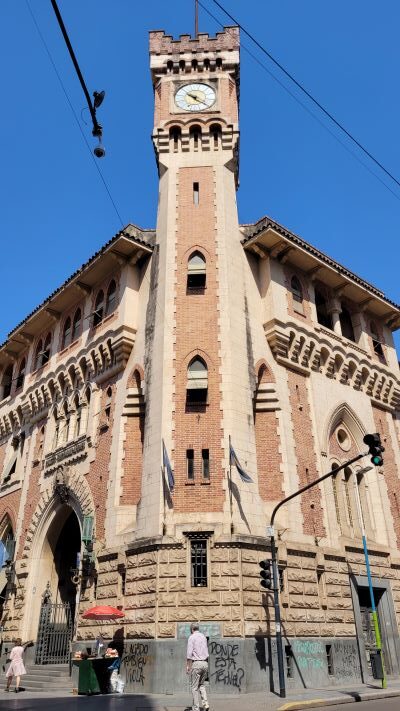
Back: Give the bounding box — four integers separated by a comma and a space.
186, 623, 210, 711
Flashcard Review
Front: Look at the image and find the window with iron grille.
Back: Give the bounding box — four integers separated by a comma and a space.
190, 539, 208, 587
285, 645, 293, 678
326, 644, 334, 676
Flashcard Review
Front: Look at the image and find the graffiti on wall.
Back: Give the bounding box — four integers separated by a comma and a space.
209, 642, 245, 690
122, 642, 149, 686
291, 640, 325, 671
332, 641, 361, 678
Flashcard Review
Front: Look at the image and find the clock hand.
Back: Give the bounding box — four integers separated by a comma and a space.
188, 93, 207, 106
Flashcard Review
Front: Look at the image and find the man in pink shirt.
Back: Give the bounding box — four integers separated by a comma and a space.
186, 623, 209, 711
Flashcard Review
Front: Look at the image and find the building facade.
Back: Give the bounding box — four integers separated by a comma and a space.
0, 25, 400, 694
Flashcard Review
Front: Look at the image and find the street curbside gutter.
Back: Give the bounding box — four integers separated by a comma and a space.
277, 688, 400, 711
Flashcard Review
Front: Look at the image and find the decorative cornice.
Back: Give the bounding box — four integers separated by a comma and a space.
264, 318, 400, 412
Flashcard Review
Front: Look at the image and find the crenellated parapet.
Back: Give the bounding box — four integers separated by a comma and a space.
264, 318, 400, 412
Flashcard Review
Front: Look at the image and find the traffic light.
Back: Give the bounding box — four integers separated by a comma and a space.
363, 433, 384, 466
259, 559, 272, 589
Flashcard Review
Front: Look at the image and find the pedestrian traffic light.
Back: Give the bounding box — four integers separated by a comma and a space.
259, 559, 272, 589
363, 433, 384, 466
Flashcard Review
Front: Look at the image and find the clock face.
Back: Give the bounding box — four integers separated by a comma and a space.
175, 83, 216, 112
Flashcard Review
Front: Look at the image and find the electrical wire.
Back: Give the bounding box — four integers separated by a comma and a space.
206, 0, 400, 195
198, 1, 400, 203
25, 0, 124, 227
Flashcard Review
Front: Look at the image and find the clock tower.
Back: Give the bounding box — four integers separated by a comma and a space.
138, 27, 261, 538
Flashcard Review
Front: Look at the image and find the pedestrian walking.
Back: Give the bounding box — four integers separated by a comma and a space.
186, 623, 209, 711
4, 638, 27, 693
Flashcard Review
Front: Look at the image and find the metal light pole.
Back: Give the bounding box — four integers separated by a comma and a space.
353, 466, 387, 688
268, 451, 366, 698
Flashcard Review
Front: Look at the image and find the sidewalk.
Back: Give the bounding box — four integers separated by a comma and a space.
1, 680, 400, 710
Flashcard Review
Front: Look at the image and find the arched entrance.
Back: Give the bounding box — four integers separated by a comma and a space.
32, 505, 81, 664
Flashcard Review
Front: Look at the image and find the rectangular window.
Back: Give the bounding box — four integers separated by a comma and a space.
187, 449, 194, 480
193, 182, 199, 205
191, 539, 208, 587
285, 645, 293, 678
326, 644, 334, 676
202, 449, 210, 479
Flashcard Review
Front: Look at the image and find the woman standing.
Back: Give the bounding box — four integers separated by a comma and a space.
5, 638, 27, 693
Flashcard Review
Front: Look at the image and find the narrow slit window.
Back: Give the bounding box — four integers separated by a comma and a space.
193, 182, 199, 205
202, 449, 210, 479
187, 449, 195, 480
190, 539, 208, 587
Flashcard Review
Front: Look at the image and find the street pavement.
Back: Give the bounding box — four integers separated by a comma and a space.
1, 682, 400, 711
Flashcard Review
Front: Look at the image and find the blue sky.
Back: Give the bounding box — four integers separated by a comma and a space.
1, 1, 399, 350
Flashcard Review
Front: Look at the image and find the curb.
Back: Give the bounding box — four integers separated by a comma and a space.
277, 688, 400, 710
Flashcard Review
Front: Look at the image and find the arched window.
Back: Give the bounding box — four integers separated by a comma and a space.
339, 306, 355, 342
187, 251, 206, 289
16, 358, 25, 390
42, 333, 51, 364
343, 467, 354, 529
210, 123, 222, 150
370, 321, 385, 362
290, 276, 304, 314
35, 339, 43, 370
2, 365, 13, 399
186, 357, 208, 404
190, 125, 201, 151
93, 290, 104, 326
169, 126, 181, 153
315, 289, 333, 330
63, 401, 71, 443
72, 308, 82, 342
74, 394, 82, 439
105, 280, 116, 316
62, 317, 71, 349
53, 409, 60, 450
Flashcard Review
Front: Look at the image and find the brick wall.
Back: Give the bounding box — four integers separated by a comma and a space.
254, 364, 283, 501
87, 382, 116, 539
287, 371, 326, 537
373, 406, 400, 548
120, 370, 144, 506
17, 422, 46, 558
172, 166, 224, 513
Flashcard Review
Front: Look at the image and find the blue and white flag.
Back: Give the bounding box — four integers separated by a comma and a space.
162, 440, 175, 492
229, 443, 253, 483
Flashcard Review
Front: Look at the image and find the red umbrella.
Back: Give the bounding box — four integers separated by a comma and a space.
82, 605, 125, 620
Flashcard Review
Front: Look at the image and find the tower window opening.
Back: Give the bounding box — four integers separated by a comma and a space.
186, 449, 195, 480
93, 290, 104, 326
186, 358, 208, 404
370, 321, 386, 362
190, 539, 208, 587
190, 125, 201, 151
339, 306, 355, 342
193, 182, 199, 205
187, 251, 206, 290
72, 308, 82, 342
202, 449, 210, 479
216, 57, 222, 69
315, 289, 333, 330
170, 127, 181, 153
15, 359, 25, 391
210, 123, 222, 150
62, 317, 71, 349
2, 364, 13, 399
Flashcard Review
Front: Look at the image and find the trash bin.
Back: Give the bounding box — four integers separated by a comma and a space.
370, 650, 384, 680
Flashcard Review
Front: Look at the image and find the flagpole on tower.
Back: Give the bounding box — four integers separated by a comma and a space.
162, 466, 167, 535
195, 0, 199, 37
